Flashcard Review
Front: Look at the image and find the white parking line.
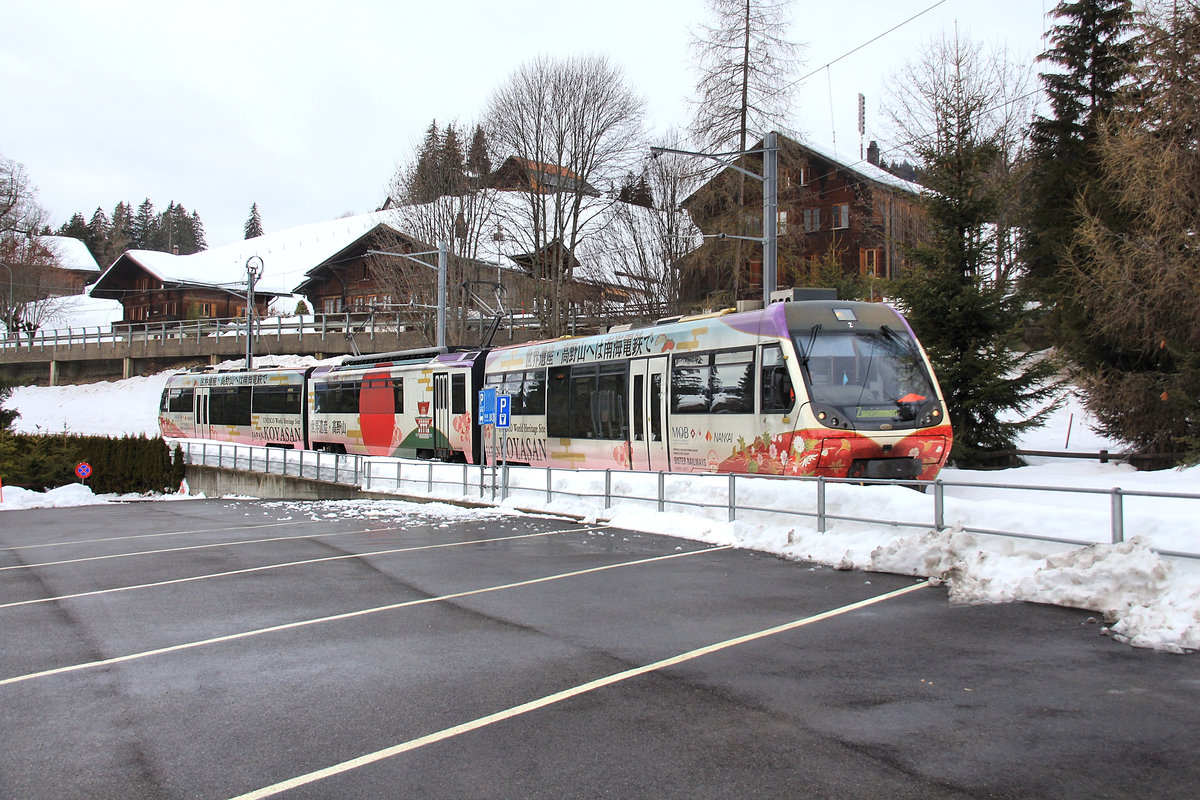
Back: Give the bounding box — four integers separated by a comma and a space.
0, 524, 456, 572
0, 527, 595, 610
228, 581, 930, 800
0, 519, 317, 552
0, 544, 733, 689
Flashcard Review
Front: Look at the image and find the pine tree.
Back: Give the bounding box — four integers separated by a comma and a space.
466, 124, 491, 175
1022, 0, 1135, 305
891, 36, 1059, 466
130, 198, 157, 250
410, 120, 442, 204
439, 126, 466, 196
1066, 2, 1200, 462
57, 212, 89, 242
244, 202, 264, 239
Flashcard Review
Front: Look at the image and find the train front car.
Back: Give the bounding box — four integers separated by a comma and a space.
776, 301, 952, 480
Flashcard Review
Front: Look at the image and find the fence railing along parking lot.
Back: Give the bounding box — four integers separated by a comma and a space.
178, 440, 1200, 561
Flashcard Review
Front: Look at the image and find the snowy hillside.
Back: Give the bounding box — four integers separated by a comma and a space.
2, 368, 1198, 654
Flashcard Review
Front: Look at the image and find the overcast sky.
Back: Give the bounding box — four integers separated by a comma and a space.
3, 0, 1049, 252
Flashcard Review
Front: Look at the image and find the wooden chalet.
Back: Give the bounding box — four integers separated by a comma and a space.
89, 250, 278, 324
681, 135, 926, 303
486, 157, 601, 197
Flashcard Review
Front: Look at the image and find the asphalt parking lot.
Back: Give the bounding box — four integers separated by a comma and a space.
1, 498, 1197, 800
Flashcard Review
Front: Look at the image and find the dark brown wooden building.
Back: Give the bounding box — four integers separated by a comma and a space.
681, 135, 926, 303
89, 250, 278, 324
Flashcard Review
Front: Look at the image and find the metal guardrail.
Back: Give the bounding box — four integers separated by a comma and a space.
178, 440, 1200, 560
1, 303, 676, 354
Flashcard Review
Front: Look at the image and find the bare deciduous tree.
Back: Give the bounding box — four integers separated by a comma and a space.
1, 155, 67, 339
485, 54, 645, 335
884, 34, 1034, 289
585, 136, 703, 316
689, 0, 802, 155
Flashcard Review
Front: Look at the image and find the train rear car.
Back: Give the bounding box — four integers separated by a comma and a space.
158, 367, 310, 448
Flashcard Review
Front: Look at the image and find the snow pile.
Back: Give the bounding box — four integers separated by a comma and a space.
3, 373, 1199, 654
0, 483, 113, 509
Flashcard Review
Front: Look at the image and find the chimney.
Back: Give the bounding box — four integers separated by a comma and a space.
867, 140, 880, 167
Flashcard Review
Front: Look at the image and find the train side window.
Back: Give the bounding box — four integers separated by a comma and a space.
393, 378, 404, 414
760, 345, 795, 413
710, 350, 754, 414
594, 363, 628, 440
547, 368, 570, 437
451, 374, 466, 414
523, 370, 546, 415
569, 365, 597, 437
671, 354, 707, 414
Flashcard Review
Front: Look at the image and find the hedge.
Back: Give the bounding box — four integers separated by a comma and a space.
0, 433, 186, 494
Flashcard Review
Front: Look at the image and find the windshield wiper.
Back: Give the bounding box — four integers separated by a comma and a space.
800, 324, 821, 367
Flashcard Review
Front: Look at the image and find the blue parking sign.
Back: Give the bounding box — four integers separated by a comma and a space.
478, 387, 497, 425
496, 394, 511, 428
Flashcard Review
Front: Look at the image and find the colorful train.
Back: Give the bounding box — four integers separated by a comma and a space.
159, 300, 953, 480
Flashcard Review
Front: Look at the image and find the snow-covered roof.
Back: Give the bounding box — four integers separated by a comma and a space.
92, 211, 403, 296
792, 137, 924, 196
40, 235, 101, 272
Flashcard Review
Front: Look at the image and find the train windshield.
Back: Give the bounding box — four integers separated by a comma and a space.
796, 326, 941, 430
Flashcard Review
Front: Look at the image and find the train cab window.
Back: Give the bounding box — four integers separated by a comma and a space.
760, 345, 795, 413
163, 387, 193, 413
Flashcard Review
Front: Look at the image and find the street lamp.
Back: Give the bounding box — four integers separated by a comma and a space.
245, 256, 263, 370
650, 130, 779, 307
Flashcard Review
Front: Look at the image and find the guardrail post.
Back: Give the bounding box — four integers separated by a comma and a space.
1111, 487, 1124, 544
502, 465, 510, 501
334, 455, 340, 484
729, 474, 736, 522
462, 464, 467, 496
546, 468, 553, 504
658, 472, 665, 512
817, 476, 827, 533
353, 456, 360, 488
934, 479, 945, 531
604, 469, 611, 510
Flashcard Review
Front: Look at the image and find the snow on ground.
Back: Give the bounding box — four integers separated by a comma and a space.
2, 373, 1198, 653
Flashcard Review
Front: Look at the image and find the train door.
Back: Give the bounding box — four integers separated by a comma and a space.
628, 356, 669, 471
432, 372, 451, 458
193, 388, 211, 439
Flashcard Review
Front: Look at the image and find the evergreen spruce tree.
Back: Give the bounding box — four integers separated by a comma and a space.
1066, 2, 1200, 462
189, 210, 207, 251
892, 37, 1059, 467
244, 202, 264, 239
439, 126, 466, 196
130, 198, 157, 249
410, 120, 442, 204
466, 124, 491, 176
86, 207, 111, 265
1022, 0, 1134, 307
57, 212, 89, 243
